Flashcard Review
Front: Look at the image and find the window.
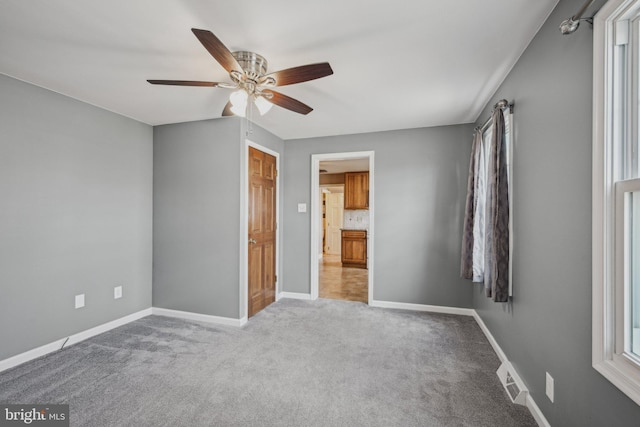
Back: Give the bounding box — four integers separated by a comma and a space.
593, 0, 640, 404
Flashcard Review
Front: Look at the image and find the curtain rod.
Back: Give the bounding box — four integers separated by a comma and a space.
559, 0, 595, 35
475, 99, 514, 134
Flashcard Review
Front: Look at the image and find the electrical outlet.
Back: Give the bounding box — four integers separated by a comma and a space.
114, 286, 123, 299
546, 372, 554, 402
75, 294, 85, 309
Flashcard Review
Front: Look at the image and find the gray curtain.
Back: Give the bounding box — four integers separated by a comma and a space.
460, 129, 482, 280
484, 108, 509, 302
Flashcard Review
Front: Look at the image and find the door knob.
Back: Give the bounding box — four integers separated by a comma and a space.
248, 238, 257, 244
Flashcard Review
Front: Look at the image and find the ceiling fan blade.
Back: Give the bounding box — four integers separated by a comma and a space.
222, 101, 234, 116
263, 90, 313, 115
147, 80, 220, 87
191, 28, 242, 73
263, 63, 333, 87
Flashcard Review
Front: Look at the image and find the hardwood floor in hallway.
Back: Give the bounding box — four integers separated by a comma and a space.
319, 254, 368, 303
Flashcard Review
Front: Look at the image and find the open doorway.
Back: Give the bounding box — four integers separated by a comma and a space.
311, 152, 374, 303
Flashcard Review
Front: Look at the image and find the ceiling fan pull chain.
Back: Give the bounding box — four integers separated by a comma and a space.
246, 101, 253, 136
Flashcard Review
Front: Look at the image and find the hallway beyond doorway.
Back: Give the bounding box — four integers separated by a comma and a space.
319, 254, 368, 303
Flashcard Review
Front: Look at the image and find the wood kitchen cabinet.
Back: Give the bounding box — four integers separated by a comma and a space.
341, 229, 367, 268
344, 172, 369, 210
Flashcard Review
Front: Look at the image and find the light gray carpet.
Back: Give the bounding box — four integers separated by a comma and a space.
0, 299, 537, 426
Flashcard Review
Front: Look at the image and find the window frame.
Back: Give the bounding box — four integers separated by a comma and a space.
593, 0, 640, 405
614, 179, 640, 358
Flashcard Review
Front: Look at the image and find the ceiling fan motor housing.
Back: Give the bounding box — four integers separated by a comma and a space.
232, 51, 268, 82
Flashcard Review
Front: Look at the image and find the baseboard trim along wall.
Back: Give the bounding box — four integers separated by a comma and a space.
0, 306, 249, 373
525, 393, 551, 427
472, 310, 508, 362
151, 307, 247, 327
369, 300, 475, 316
0, 308, 153, 374
473, 311, 549, 427
278, 292, 313, 300
368, 301, 550, 427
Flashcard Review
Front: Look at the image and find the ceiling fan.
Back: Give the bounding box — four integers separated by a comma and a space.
148, 28, 334, 117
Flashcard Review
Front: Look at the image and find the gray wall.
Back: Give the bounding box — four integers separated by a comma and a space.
0, 74, 153, 360
153, 118, 284, 319
241, 121, 285, 156
472, 0, 640, 425
284, 125, 473, 307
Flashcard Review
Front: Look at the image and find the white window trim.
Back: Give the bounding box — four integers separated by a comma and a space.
593, 0, 640, 405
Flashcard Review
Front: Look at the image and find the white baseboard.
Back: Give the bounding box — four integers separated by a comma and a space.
279, 292, 313, 300
0, 340, 66, 374
526, 393, 551, 427
0, 307, 244, 374
151, 307, 245, 327
0, 308, 152, 373
373, 301, 550, 426
472, 310, 550, 427
472, 310, 508, 362
369, 299, 475, 316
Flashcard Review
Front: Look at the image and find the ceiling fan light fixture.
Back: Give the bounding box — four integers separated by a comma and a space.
230, 103, 246, 117
229, 89, 248, 117
254, 95, 273, 115
229, 89, 248, 108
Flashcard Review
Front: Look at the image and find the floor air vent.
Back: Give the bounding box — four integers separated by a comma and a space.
497, 361, 528, 405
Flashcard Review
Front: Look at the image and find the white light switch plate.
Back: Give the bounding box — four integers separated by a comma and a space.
114, 286, 123, 299
75, 294, 85, 309
546, 372, 554, 402
297, 203, 307, 213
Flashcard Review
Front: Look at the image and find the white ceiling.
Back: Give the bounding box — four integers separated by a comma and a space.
0, 0, 558, 140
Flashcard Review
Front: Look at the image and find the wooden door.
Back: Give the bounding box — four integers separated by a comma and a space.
248, 146, 277, 317
325, 193, 344, 255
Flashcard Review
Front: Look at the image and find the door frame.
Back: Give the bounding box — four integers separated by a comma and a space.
240, 139, 280, 322
310, 151, 374, 302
